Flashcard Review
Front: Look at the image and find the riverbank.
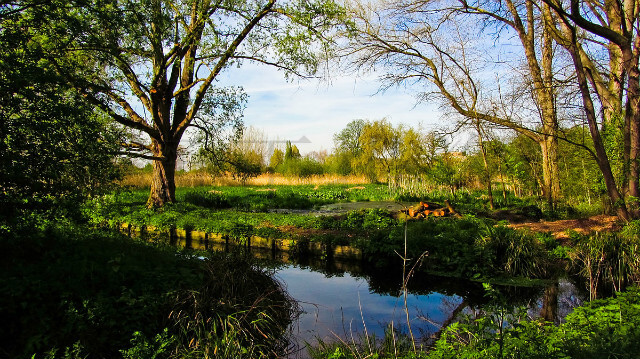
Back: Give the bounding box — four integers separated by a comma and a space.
85, 185, 631, 287
0, 223, 296, 358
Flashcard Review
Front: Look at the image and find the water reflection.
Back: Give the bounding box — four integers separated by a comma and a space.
249, 254, 585, 358
146, 231, 585, 357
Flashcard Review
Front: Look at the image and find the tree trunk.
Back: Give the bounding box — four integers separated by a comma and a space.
476, 121, 494, 210
563, 27, 630, 221
540, 135, 561, 210
147, 140, 178, 208
623, 44, 640, 217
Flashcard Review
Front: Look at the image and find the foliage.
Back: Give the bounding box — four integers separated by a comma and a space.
83, 184, 396, 241
354, 118, 402, 182
276, 157, 325, 177
0, 224, 295, 358
285, 141, 302, 162
0, 4, 121, 223
362, 217, 550, 279
331, 119, 367, 175
567, 221, 640, 298
199, 126, 268, 183
225, 149, 265, 184
557, 127, 603, 206
479, 225, 550, 278
429, 286, 640, 359
20, 0, 348, 207
269, 148, 285, 170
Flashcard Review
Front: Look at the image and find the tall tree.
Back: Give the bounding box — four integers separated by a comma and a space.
542, 0, 640, 220
333, 119, 367, 174
356, 118, 402, 182
342, 0, 570, 208
38, 0, 345, 207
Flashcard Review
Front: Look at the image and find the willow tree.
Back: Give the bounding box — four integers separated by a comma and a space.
342, 0, 570, 208
45, 0, 344, 207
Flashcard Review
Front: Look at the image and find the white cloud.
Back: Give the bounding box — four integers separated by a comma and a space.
216, 63, 443, 154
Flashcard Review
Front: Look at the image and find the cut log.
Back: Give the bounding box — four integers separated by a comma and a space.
401, 200, 460, 219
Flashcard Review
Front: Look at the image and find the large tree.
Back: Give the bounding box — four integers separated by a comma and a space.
342, 0, 574, 208
37, 0, 344, 207
541, 0, 640, 220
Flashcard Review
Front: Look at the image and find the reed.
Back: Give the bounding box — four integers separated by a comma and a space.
118, 171, 216, 188
248, 173, 367, 186
119, 172, 368, 188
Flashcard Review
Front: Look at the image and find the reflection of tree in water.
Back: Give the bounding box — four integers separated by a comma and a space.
257, 253, 552, 303
221, 247, 585, 337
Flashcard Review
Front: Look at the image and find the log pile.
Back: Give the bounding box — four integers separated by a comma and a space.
400, 200, 459, 219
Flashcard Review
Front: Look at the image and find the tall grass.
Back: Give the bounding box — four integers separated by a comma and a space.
0, 223, 297, 358
119, 171, 216, 188
119, 172, 368, 188
568, 220, 640, 299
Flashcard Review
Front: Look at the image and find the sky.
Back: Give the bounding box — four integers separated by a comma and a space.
215, 62, 446, 155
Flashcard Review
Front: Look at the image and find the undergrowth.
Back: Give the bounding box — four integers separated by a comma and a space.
0, 223, 296, 358
307, 286, 640, 359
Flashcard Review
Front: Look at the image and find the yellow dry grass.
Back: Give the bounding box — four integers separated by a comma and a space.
247, 174, 367, 186
118, 171, 217, 188
118, 172, 368, 188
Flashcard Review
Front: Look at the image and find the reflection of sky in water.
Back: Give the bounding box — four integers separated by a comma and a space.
275, 265, 463, 345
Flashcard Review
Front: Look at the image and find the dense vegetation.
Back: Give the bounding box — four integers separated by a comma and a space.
201, 121, 605, 215
308, 286, 640, 359
84, 184, 640, 287
0, 223, 296, 358
3, 0, 640, 357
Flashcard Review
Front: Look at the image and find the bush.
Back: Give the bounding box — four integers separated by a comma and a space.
183, 190, 231, 209
343, 209, 397, 230
430, 286, 640, 359
276, 158, 325, 177
360, 217, 551, 279
479, 225, 550, 278
362, 217, 487, 275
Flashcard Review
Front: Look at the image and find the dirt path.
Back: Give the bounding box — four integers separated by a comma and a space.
509, 214, 622, 240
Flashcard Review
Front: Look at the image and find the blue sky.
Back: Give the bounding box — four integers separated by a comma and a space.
216, 62, 444, 154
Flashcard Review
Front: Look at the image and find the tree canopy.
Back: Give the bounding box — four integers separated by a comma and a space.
0, 1, 121, 222
28, 0, 346, 207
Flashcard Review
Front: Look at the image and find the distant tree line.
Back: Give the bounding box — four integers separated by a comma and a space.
197, 120, 603, 208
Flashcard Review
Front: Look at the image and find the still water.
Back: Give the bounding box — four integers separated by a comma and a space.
257, 254, 584, 357
163, 234, 584, 357
277, 264, 456, 342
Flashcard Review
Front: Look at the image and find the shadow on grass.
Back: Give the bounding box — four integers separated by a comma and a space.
0, 224, 296, 358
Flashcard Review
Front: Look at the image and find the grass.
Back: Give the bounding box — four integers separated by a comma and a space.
0, 223, 297, 358
119, 171, 369, 188
84, 184, 397, 242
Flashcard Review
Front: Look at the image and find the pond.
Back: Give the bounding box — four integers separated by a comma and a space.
246, 250, 585, 358
145, 231, 585, 358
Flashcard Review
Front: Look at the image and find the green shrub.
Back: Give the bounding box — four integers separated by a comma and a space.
362, 217, 487, 275
430, 286, 640, 359
276, 158, 325, 177
568, 224, 640, 297
183, 191, 231, 209
479, 225, 550, 278
560, 286, 640, 358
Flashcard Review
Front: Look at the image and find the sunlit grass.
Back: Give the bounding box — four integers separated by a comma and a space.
119, 171, 369, 188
